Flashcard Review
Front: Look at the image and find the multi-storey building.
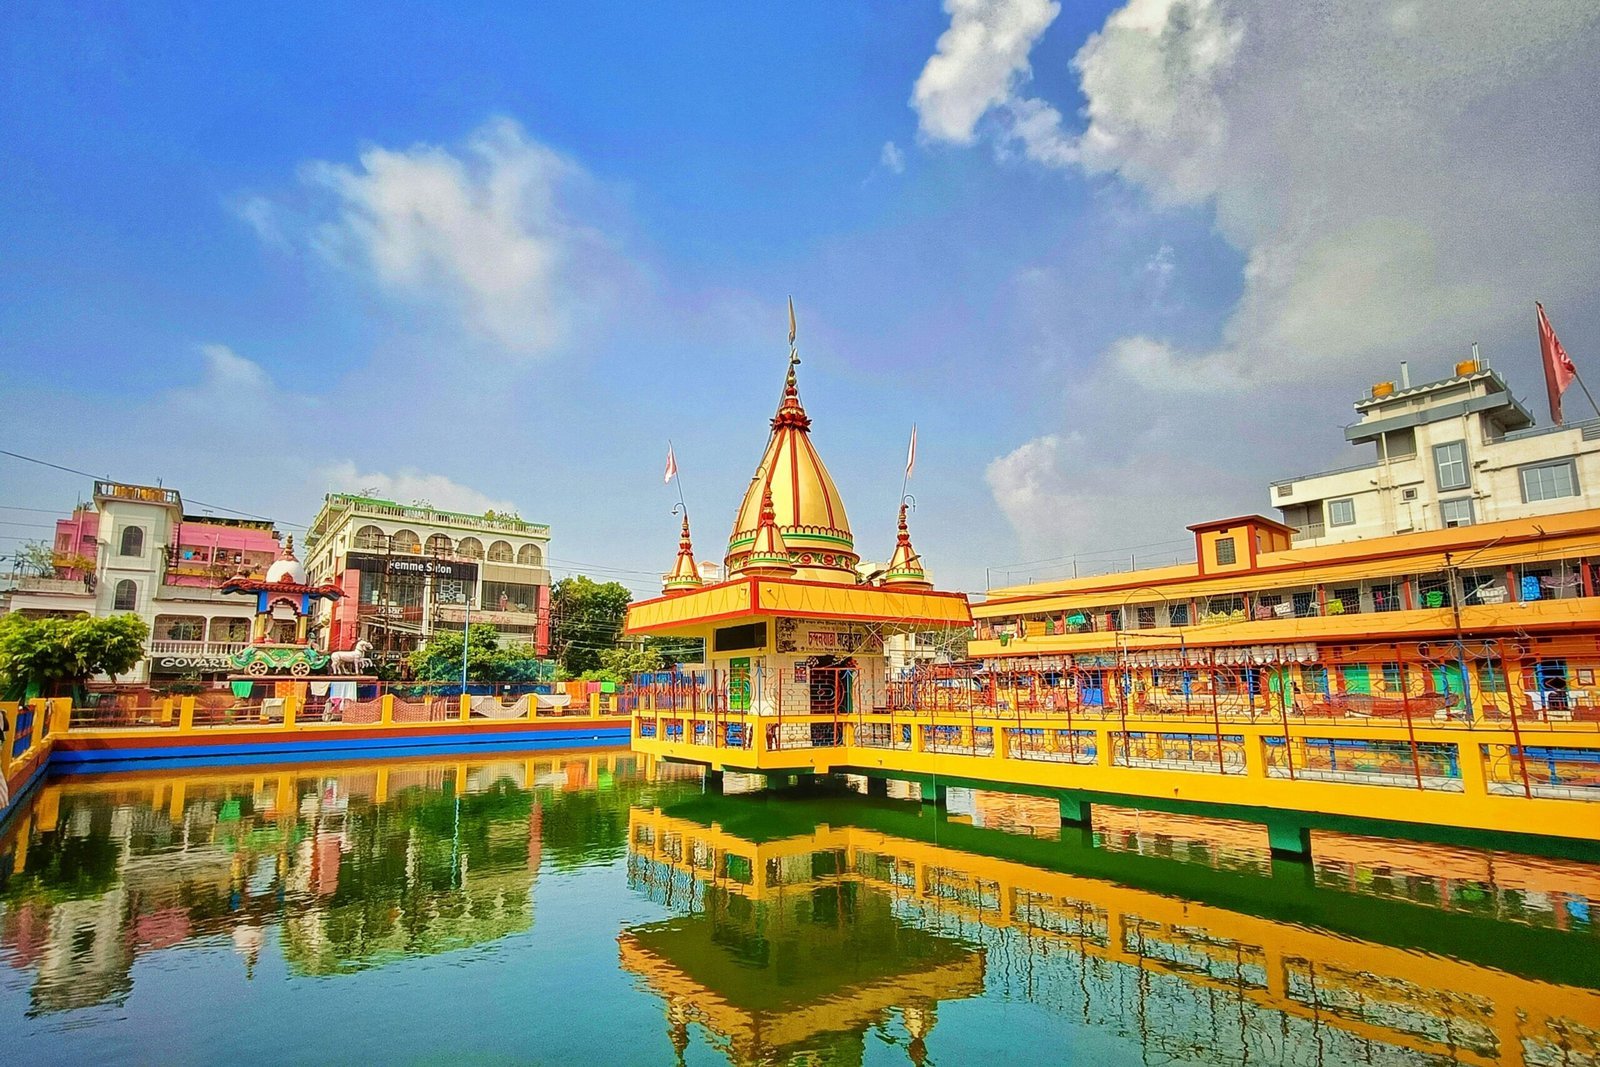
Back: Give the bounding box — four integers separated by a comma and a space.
1273, 358, 1600, 545
3, 481, 283, 682
303, 493, 551, 660
971, 508, 1600, 722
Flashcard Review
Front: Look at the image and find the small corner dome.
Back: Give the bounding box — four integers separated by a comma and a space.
266, 558, 307, 584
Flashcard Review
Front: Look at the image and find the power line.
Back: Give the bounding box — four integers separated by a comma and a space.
0, 448, 302, 527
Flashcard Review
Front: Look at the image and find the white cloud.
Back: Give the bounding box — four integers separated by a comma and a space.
248, 117, 617, 358
317, 462, 518, 516
196, 343, 272, 393
918, 0, 1600, 392
880, 140, 906, 175
912, 0, 1061, 146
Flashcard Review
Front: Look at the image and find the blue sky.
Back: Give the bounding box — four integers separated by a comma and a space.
4, 1, 1597, 597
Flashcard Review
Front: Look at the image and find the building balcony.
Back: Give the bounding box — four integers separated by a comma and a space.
12, 576, 93, 596
145, 640, 248, 673
969, 597, 1600, 658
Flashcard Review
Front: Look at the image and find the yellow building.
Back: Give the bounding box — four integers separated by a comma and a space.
971, 509, 1600, 727
624, 326, 971, 762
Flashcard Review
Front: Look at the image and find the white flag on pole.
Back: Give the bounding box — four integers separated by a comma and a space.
664, 444, 678, 485
905, 425, 917, 479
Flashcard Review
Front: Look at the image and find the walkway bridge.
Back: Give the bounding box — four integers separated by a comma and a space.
626, 669, 1600, 850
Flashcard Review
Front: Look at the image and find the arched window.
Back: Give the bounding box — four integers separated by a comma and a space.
120, 526, 144, 557
391, 529, 421, 554
487, 540, 514, 562
354, 525, 386, 551
517, 544, 543, 566
457, 537, 483, 559
113, 579, 138, 611
425, 534, 453, 557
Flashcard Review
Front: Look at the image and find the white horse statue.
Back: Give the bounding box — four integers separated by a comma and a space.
330, 640, 373, 675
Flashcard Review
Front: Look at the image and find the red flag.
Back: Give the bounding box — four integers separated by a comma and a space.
1538, 302, 1578, 425
663, 444, 678, 485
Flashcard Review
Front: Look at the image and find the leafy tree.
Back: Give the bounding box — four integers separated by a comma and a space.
593, 646, 663, 682
406, 623, 553, 683
645, 634, 705, 667
13, 540, 56, 578
0, 613, 149, 698
550, 576, 632, 676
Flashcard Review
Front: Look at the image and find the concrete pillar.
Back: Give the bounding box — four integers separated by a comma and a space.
1059, 795, 1092, 825
1266, 818, 1312, 859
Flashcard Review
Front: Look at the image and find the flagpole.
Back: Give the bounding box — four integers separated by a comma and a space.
1574, 372, 1600, 421
667, 438, 687, 512
900, 423, 916, 501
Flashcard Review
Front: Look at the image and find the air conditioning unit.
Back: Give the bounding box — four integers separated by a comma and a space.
1400, 488, 1418, 502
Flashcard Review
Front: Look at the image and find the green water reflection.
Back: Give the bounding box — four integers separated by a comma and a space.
0, 756, 1597, 1065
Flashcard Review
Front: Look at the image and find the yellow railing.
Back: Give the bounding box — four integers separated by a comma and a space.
1, 698, 71, 793
630, 707, 1600, 841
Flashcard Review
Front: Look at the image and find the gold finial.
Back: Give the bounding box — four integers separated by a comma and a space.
283, 534, 296, 560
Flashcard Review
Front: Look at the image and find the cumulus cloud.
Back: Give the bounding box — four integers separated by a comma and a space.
246, 117, 617, 358
984, 430, 1245, 573
912, 0, 1061, 145
880, 140, 906, 175
317, 462, 518, 516
917, 0, 1600, 392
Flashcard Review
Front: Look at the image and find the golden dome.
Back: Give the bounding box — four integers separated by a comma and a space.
662, 512, 703, 596
882, 503, 932, 590
726, 356, 857, 584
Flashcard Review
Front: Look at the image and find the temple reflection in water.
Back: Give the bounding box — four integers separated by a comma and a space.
623, 788, 1600, 1067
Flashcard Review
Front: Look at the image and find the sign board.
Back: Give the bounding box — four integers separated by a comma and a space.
347, 552, 479, 582
775, 618, 884, 656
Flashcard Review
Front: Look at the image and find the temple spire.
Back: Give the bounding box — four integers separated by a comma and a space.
882, 502, 932, 589
740, 488, 797, 578
663, 510, 704, 595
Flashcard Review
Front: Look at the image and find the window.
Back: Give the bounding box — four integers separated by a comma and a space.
482, 580, 540, 612
1136, 605, 1156, 629
1301, 665, 1329, 694
1331, 586, 1361, 615
354, 525, 386, 551
1520, 460, 1579, 503
1480, 659, 1508, 693
456, 537, 484, 559
1417, 575, 1452, 608
1433, 440, 1469, 490
1215, 536, 1237, 565
713, 622, 767, 652
1382, 662, 1403, 691
425, 534, 453, 556
390, 529, 421, 554
1327, 498, 1356, 527
1440, 497, 1474, 528
1168, 603, 1189, 626
1292, 591, 1317, 618
1370, 583, 1401, 612
113, 579, 137, 611
487, 540, 514, 562
517, 544, 543, 565
119, 526, 144, 557
1384, 428, 1417, 460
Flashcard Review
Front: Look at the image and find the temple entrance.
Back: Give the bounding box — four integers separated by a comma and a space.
808, 657, 855, 716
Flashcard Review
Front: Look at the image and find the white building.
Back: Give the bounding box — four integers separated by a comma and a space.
303, 493, 552, 660
2, 481, 283, 683
1273, 359, 1600, 546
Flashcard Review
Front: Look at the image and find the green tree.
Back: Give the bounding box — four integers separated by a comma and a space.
550, 576, 632, 676
407, 623, 553, 683
0, 613, 149, 698
645, 634, 704, 668
13, 540, 56, 578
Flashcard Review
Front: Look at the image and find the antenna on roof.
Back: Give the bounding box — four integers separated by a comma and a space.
1472, 340, 1485, 369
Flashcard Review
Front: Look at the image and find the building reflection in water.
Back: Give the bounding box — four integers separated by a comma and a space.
0, 749, 681, 1015
623, 790, 1600, 1067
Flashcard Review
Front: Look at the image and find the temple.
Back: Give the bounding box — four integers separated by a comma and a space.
624, 311, 971, 764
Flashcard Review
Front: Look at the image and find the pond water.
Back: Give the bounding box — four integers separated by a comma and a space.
1, 750, 1596, 1065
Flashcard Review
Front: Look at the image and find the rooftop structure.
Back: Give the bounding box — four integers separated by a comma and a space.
1273, 359, 1600, 544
